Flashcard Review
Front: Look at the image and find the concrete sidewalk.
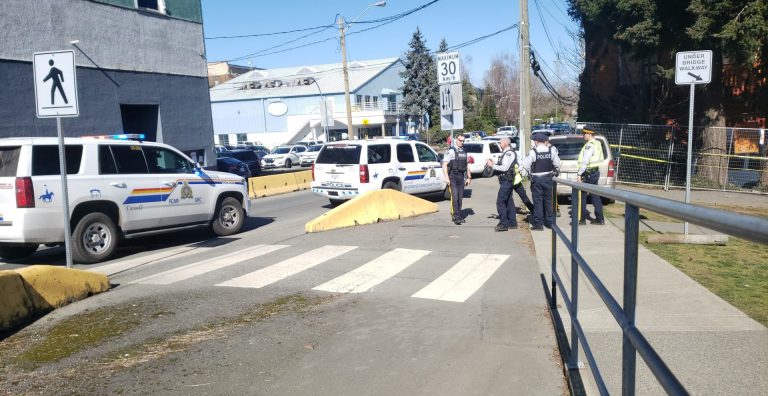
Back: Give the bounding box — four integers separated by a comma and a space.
529, 204, 768, 395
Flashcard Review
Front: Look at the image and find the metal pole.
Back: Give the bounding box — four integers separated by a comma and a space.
56, 117, 73, 268
684, 84, 695, 235
568, 186, 580, 370
339, 16, 354, 140
622, 204, 640, 396
550, 179, 558, 309
616, 124, 625, 184
664, 125, 676, 191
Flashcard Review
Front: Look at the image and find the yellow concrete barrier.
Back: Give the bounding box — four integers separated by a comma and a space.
305, 189, 438, 233
0, 270, 34, 331
1, 266, 109, 331
249, 173, 298, 198
293, 170, 312, 190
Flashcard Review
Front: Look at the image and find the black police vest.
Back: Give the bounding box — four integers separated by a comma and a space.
531, 146, 554, 173
496, 149, 516, 179
448, 147, 468, 172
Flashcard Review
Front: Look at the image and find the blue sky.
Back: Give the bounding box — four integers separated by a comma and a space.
201, 0, 581, 86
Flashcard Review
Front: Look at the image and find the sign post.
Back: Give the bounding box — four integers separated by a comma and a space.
33, 50, 79, 268
437, 52, 463, 142
675, 50, 712, 235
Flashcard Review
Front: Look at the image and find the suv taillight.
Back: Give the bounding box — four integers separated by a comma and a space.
468, 156, 475, 164
607, 159, 615, 178
311, 163, 315, 181
359, 164, 369, 183
15, 177, 35, 208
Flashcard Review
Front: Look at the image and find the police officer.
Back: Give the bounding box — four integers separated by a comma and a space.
522, 133, 561, 231
485, 137, 518, 231
442, 135, 471, 225
576, 128, 605, 225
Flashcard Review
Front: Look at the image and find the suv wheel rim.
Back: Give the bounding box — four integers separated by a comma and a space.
219, 205, 239, 229
83, 222, 111, 254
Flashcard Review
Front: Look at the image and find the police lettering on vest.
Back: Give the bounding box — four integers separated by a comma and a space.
448, 147, 468, 173
531, 146, 554, 174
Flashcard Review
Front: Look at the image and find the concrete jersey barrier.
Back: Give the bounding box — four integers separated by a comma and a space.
248, 170, 312, 199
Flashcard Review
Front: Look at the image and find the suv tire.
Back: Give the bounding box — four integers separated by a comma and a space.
382, 181, 400, 191
329, 198, 344, 207
284, 159, 292, 169
0, 245, 39, 260
72, 213, 118, 264
212, 197, 244, 236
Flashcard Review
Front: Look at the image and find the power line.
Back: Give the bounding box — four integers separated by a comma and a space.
355, 0, 441, 24
205, 25, 333, 40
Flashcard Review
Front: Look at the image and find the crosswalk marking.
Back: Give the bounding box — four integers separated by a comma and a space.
131, 244, 289, 285
87, 246, 197, 276
411, 253, 508, 303
216, 245, 357, 289
312, 248, 430, 294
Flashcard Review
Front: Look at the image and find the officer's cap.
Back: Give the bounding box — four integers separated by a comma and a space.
582, 128, 596, 135
532, 132, 549, 142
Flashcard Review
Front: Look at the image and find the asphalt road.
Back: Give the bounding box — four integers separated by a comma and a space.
0, 178, 564, 395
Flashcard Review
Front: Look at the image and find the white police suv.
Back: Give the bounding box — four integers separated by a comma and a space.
311, 138, 448, 205
0, 135, 250, 263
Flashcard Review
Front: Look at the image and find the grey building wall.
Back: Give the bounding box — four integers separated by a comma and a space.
0, 0, 206, 77
0, 0, 215, 165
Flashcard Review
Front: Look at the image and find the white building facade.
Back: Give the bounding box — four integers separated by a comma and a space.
209, 58, 414, 147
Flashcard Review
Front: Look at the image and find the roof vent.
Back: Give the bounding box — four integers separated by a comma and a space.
350, 61, 367, 68
296, 66, 318, 74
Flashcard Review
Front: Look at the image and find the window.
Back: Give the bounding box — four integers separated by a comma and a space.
367, 145, 391, 164
136, 0, 165, 13
489, 143, 502, 154
99, 145, 118, 175
356, 95, 363, 105
396, 144, 415, 163
415, 143, 437, 162
0, 147, 21, 177
463, 144, 484, 154
143, 146, 193, 174
236, 134, 248, 144
372, 96, 378, 108
32, 145, 83, 176
364, 96, 371, 105
218, 135, 230, 146
110, 145, 149, 174
315, 144, 362, 165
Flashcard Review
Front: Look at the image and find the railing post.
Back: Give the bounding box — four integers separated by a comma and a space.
622, 204, 640, 396
568, 186, 580, 369
551, 179, 558, 309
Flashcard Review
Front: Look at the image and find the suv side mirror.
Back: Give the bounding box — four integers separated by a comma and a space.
437, 153, 444, 162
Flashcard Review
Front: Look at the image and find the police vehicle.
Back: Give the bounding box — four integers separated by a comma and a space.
0, 135, 249, 263
311, 139, 448, 206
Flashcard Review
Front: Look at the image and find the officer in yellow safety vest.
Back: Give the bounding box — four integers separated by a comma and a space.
576, 128, 605, 225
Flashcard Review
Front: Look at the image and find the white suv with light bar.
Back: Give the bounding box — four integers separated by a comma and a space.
0, 135, 250, 263
311, 139, 448, 205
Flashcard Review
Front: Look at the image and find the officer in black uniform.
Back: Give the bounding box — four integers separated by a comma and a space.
486, 137, 518, 231
442, 135, 471, 225
522, 133, 561, 230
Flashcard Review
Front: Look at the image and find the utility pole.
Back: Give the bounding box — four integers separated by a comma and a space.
339, 16, 354, 140
519, 0, 532, 155
554, 55, 560, 123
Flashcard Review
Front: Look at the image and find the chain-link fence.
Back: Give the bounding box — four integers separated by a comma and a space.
577, 122, 768, 194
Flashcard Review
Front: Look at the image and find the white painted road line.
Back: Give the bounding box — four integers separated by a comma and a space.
87, 246, 197, 276
411, 253, 508, 302
313, 248, 430, 294
131, 244, 288, 285
216, 245, 357, 289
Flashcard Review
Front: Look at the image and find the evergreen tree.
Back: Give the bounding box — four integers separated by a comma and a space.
400, 28, 438, 133
438, 37, 448, 53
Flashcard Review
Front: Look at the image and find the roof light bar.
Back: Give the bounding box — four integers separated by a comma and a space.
83, 134, 146, 140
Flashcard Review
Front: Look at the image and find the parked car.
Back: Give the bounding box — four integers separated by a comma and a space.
218, 149, 261, 176
311, 138, 448, 206
216, 156, 252, 180
462, 131, 487, 141
463, 140, 503, 176
299, 144, 323, 166
0, 135, 249, 263
548, 134, 616, 202
261, 145, 306, 169
496, 125, 518, 136
548, 123, 575, 135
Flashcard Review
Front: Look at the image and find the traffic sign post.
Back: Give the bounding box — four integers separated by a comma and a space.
675, 50, 712, 235
33, 50, 80, 268
436, 51, 461, 85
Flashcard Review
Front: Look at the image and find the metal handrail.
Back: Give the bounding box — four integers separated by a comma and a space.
547, 178, 767, 395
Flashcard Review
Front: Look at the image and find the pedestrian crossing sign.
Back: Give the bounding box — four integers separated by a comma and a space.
33, 50, 79, 118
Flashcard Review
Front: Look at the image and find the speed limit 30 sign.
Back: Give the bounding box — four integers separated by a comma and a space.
436, 51, 461, 85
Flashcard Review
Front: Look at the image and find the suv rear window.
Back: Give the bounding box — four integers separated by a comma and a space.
110, 145, 149, 174
367, 144, 391, 164
463, 143, 483, 154
550, 138, 607, 160
396, 144, 415, 163
32, 145, 83, 175
0, 146, 21, 177
316, 145, 362, 165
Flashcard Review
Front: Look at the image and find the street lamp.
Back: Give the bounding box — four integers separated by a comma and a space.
338, 1, 386, 140
310, 78, 328, 142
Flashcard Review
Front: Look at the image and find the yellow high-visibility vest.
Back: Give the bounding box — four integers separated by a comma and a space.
578, 140, 604, 169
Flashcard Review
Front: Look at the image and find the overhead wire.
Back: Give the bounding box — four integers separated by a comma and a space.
205, 25, 333, 40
